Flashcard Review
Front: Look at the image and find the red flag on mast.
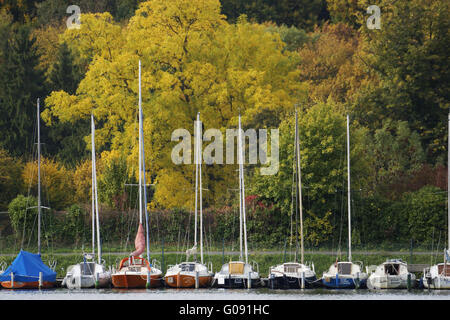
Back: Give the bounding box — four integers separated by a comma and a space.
130, 223, 145, 257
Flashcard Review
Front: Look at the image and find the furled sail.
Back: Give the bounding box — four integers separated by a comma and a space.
130, 223, 145, 257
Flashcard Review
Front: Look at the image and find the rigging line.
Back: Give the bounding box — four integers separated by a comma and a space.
337, 145, 345, 260
435, 230, 441, 267
22, 140, 38, 249
431, 227, 435, 267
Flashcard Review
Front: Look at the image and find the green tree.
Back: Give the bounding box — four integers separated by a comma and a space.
45, 41, 89, 167
0, 149, 23, 211
355, 0, 450, 162
8, 195, 37, 243
0, 23, 47, 157
365, 119, 426, 198
61, 204, 86, 247
250, 103, 370, 245
402, 186, 446, 245
221, 0, 329, 31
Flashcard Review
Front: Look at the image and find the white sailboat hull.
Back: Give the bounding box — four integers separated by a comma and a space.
63, 262, 111, 289
367, 274, 415, 289
423, 276, 450, 289
422, 263, 450, 289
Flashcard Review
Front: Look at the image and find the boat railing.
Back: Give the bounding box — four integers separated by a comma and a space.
354, 261, 364, 271
366, 265, 377, 275
167, 264, 175, 271
48, 259, 57, 271
0, 261, 7, 272
208, 261, 213, 273
152, 259, 161, 271
251, 261, 259, 274
305, 261, 315, 272
114, 258, 121, 270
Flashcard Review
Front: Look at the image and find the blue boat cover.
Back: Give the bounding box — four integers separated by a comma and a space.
0, 250, 56, 283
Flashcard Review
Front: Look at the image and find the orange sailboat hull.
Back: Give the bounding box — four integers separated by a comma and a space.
1, 281, 55, 289
111, 274, 162, 288
165, 274, 212, 288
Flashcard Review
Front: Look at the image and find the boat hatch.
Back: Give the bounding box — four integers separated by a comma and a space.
181, 264, 195, 272
229, 262, 244, 275
385, 264, 400, 275
284, 265, 299, 273
338, 263, 352, 275
438, 264, 450, 276
81, 262, 95, 276
127, 267, 142, 272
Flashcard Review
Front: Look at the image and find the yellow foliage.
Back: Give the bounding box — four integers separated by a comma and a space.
22, 158, 75, 210
43, 0, 307, 209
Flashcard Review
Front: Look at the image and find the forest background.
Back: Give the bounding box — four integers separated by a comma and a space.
0, 0, 448, 255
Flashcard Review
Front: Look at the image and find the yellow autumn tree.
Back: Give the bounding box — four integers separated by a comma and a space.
43, 0, 307, 210
23, 157, 75, 210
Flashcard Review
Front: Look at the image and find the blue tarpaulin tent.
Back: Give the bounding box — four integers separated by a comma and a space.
0, 250, 56, 283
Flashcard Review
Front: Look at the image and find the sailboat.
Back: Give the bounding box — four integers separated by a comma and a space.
111, 60, 163, 288
62, 114, 111, 289
367, 259, 415, 289
422, 113, 450, 289
268, 110, 317, 289
321, 114, 368, 289
212, 114, 261, 289
164, 112, 214, 288
0, 98, 57, 289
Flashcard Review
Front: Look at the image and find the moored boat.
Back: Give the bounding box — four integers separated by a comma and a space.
0, 99, 56, 289
322, 261, 367, 289
63, 115, 111, 289
421, 114, 450, 289
213, 114, 261, 289
321, 114, 368, 289
111, 255, 162, 288
0, 250, 56, 289
111, 60, 162, 288
165, 261, 212, 288
213, 261, 261, 289
367, 259, 415, 289
164, 113, 213, 288
268, 110, 316, 289
269, 262, 317, 289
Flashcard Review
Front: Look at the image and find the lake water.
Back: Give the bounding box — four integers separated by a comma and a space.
2, 287, 450, 300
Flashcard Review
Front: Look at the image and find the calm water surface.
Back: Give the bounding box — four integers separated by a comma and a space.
1, 288, 450, 300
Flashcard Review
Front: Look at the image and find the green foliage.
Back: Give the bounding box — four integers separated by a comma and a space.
365, 119, 426, 197
0, 148, 24, 211
356, 0, 450, 162
61, 204, 86, 246
8, 195, 37, 242
98, 155, 134, 209
402, 186, 446, 244
0, 22, 47, 157
221, 0, 329, 31
264, 24, 310, 52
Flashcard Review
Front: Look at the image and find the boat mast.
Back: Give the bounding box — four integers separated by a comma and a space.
447, 113, 450, 254
37, 98, 41, 256
139, 60, 151, 262
92, 114, 101, 264
347, 114, 352, 262
138, 60, 143, 227
91, 114, 96, 257
238, 114, 248, 264
197, 113, 203, 264
295, 110, 304, 265
194, 114, 199, 261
